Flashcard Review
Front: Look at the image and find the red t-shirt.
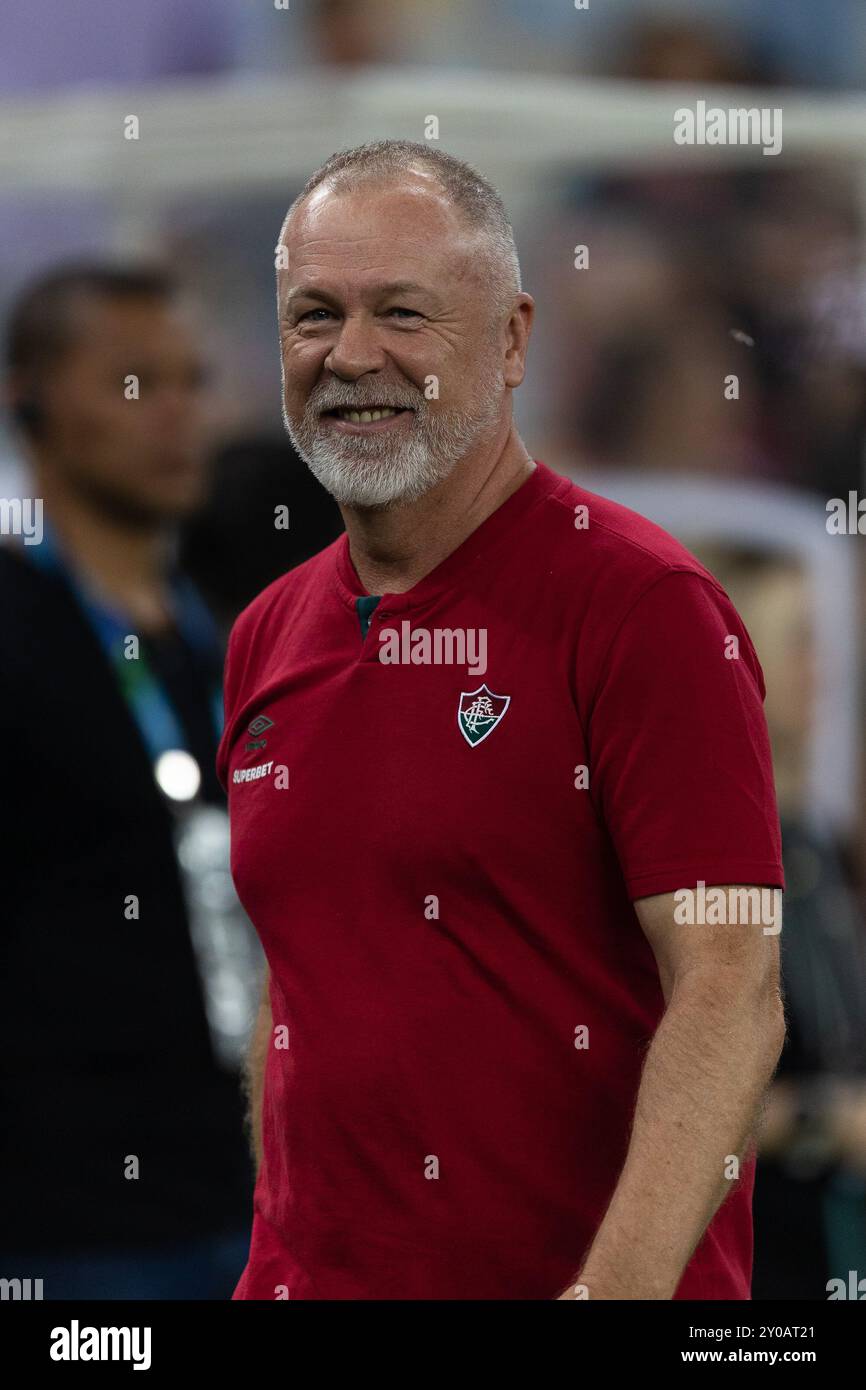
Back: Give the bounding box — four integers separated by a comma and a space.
217, 460, 784, 1300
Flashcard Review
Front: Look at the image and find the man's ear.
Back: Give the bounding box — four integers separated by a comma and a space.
503, 293, 534, 390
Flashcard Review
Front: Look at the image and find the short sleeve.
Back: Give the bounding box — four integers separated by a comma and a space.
588, 569, 785, 900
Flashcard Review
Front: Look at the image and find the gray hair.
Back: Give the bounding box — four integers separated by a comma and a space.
282, 140, 522, 315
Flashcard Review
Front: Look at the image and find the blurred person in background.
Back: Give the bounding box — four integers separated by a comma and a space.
180, 435, 342, 633
0, 264, 255, 1298
715, 552, 866, 1298
537, 7, 866, 498
309, 0, 396, 69
543, 165, 866, 494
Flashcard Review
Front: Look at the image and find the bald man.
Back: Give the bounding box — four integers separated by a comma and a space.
218, 140, 785, 1301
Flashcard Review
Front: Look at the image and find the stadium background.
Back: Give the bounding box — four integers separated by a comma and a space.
1, 0, 865, 1301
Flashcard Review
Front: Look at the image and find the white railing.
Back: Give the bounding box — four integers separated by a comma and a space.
1, 71, 865, 194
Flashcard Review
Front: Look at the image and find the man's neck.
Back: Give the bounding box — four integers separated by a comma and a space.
340, 424, 535, 596
33, 465, 173, 630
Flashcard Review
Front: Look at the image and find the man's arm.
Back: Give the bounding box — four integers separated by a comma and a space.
243, 966, 271, 1175
558, 885, 785, 1300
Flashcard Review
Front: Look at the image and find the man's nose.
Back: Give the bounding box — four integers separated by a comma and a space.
324, 315, 387, 381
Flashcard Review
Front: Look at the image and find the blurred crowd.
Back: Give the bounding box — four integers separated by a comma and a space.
0, 0, 864, 1300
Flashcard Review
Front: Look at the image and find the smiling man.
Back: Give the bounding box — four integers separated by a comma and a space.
217, 140, 786, 1300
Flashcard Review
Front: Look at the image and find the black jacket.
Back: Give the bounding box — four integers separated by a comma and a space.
0, 546, 252, 1252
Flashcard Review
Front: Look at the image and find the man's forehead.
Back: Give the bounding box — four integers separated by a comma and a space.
282, 174, 469, 255
276, 172, 487, 310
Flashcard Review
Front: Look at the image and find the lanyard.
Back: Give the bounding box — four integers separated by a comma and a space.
24, 523, 224, 762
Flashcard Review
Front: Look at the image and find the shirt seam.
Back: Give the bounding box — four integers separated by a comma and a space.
627, 859, 784, 887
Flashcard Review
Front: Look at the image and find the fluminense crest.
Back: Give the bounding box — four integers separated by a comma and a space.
457, 684, 510, 747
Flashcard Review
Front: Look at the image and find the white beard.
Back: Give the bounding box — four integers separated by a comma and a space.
283, 365, 503, 509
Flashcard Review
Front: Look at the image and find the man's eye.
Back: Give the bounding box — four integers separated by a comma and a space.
298, 308, 333, 322
385, 307, 421, 319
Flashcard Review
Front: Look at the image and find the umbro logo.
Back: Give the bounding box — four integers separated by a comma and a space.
246, 713, 274, 751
